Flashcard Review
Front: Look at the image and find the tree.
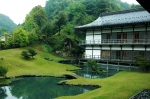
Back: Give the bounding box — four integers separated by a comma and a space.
13, 26, 29, 47
86, 60, 102, 74
28, 49, 37, 59
21, 51, 30, 59
134, 55, 150, 72
67, 2, 87, 25
21, 49, 37, 59
131, 4, 143, 9
28, 28, 38, 45
0, 66, 8, 77
23, 5, 47, 42
0, 28, 8, 35
55, 11, 68, 36
41, 21, 53, 42
71, 43, 84, 58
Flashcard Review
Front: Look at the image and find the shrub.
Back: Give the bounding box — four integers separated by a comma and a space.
42, 44, 53, 52
28, 49, 37, 59
21, 49, 37, 59
134, 55, 150, 72
86, 60, 102, 74
21, 51, 30, 59
0, 66, 8, 77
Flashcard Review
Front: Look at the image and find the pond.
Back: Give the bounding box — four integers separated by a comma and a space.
73, 67, 119, 79
0, 77, 98, 99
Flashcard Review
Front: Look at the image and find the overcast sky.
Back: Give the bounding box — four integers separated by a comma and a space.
0, 0, 139, 25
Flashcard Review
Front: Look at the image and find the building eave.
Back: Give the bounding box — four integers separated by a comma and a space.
75, 8, 150, 30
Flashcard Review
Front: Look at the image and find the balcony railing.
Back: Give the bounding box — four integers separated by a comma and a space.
81, 55, 150, 62
79, 39, 150, 45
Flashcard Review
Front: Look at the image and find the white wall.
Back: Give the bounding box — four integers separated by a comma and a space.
147, 46, 150, 51
102, 46, 110, 50
111, 46, 121, 50
122, 46, 132, 50
134, 46, 145, 50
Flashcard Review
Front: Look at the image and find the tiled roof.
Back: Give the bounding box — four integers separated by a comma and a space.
75, 8, 150, 29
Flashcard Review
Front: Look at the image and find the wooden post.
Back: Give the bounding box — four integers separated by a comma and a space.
107, 61, 109, 72
129, 63, 131, 71
117, 62, 120, 71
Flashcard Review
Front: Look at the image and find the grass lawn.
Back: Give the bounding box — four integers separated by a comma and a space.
0, 45, 150, 99
0, 45, 80, 77
57, 71, 150, 99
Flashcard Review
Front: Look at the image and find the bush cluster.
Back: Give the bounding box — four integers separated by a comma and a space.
21, 49, 37, 59
0, 66, 8, 77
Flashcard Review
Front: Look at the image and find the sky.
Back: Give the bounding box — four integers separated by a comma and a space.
0, 0, 139, 25
121, 0, 139, 4
0, 0, 47, 24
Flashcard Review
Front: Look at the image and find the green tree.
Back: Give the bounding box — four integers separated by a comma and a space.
86, 60, 101, 73
13, 26, 29, 47
28, 49, 37, 59
0, 66, 8, 77
66, 2, 87, 25
45, 0, 71, 20
28, 28, 38, 45
41, 21, 53, 42
0, 28, 8, 35
23, 5, 47, 42
21, 51, 30, 59
55, 11, 68, 36
131, 4, 143, 9
134, 55, 150, 72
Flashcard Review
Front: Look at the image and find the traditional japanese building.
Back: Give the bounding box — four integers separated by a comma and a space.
75, 8, 150, 64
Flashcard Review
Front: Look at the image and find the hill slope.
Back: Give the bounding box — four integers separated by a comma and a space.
0, 13, 17, 31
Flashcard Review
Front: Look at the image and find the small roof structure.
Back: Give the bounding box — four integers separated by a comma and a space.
75, 8, 150, 29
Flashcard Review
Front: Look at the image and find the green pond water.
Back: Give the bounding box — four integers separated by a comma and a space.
0, 65, 120, 99
0, 77, 97, 99
74, 67, 119, 79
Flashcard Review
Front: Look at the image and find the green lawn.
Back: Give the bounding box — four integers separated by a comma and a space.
0, 45, 150, 99
57, 71, 150, 99
0, 45, 80, 77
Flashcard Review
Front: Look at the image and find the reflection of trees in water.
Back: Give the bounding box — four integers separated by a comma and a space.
0, 87, 7, 99
9, 77, 96, 99
75, 67, 118, 79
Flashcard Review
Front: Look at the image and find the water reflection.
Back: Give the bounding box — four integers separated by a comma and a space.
0, 77, 97, 99
0, 87, 7, 99
74, 67, 119, 79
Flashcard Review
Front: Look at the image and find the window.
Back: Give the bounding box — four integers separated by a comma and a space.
122, 33, 127, 43
134, 32, 139, 43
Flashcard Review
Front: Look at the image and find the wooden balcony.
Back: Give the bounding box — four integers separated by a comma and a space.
79, 39, 150, 45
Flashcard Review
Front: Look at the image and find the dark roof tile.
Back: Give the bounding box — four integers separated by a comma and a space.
75, 8, 150, 29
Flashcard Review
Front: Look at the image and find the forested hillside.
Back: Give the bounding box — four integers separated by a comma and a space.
0, 13, 17, 34
0, 0, 142, 58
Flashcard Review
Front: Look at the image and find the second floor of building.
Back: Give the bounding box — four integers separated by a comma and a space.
79, 24, 150, 46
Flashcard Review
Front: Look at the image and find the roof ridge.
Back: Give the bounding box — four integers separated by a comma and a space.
100, 8, 145, 17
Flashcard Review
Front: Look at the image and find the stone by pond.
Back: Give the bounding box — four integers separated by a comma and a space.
0, 77, 98, 99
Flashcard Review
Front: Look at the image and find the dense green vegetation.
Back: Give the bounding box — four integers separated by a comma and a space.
0, 13, 17, 33
0, 66, 8, 77
86, 60, 102, 73
134, 55, 150, 72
